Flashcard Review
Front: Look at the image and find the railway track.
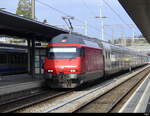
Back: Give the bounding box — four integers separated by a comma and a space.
0, 89, 72, 113
76, 65, 150, 113
13, 65, 150, 113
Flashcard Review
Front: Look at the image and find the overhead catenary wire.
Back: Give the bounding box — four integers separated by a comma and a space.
35, 0, 112, 38
104, 0, 142, 40
36, 0, 70, 17
102, 0, 132, 30
81, 0, 97, 17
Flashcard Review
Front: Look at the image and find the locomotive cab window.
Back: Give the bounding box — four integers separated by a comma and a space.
47, 47, 83, 59
80, 47, 85, 57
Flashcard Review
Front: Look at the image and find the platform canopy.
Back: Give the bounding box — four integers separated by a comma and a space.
119, 0, 150, 43
0, 10, 69, 42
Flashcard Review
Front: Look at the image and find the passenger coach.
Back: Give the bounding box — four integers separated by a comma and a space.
0, 47, 28, 75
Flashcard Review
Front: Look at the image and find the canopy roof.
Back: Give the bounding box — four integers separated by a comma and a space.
119, 0, 150, 43
0, 10, 69, 42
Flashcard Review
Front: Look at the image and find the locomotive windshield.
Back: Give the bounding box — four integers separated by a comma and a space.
47, 47, 82, 59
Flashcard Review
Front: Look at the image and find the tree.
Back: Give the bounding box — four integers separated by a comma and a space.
0, 8, 5, 10
16, 0, 32, 19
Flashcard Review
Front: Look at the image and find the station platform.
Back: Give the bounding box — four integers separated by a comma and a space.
119, 72, 150, 113
0, 74, 45, 96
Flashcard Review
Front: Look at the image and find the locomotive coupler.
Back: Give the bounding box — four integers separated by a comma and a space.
59, 72, 64, 79
58, 72, 66, 82
44, 73, 52, 79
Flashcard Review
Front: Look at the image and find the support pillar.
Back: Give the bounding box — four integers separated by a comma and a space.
31, 38, 35, 78
27, 39, 35, 78
27, 39, 31, 74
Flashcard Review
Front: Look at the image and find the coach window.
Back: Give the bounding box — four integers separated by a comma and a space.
15, 54, 17, 64
107, 50, 109, 59
0, 54, 2, 64
11, 55, 14, 64
108, 51, 110, 59
7, 54, 11, 64
13, 55, 16, 64
20, 55, 22, 64
106, 51, 108, 59
14, 55, 17, 64
0, 54, 7, 64
107, 51, 109, 59
18, 55, 20, 64
21, 55, 24, 64
13, 55, 15, 64
19, 55, 22, 64
22, 55, 25, 64
25, 55, 28, 64
22, 55, 24, 64
105, 51, 107, 59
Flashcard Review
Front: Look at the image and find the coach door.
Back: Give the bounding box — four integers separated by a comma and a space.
35, 47, 46, 78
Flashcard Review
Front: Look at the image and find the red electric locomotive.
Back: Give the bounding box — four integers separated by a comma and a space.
44, 34, 104, 88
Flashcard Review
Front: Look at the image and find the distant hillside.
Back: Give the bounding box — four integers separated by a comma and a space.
108, 37, 149, 46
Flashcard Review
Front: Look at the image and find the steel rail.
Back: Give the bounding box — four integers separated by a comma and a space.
45, 80, 115, 113
106, 70, 150, 113
75, 66, 150, 113
8, 65, 149, 113
43, 65, 150, 113
0, 89, 72, 113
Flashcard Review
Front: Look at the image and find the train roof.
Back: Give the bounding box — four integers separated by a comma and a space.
0, 47, 27, 53
49, 33, 127, 48
49, 34, 102, 49
49, 34, 148, 56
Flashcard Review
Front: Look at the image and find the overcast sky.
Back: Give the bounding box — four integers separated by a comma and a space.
0, 0, 142, 41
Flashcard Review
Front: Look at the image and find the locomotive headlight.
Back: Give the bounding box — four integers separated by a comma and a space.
48, 69, 53, 73
70, 69, 77, 72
